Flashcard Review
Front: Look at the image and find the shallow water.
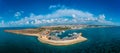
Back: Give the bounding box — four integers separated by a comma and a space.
0, 27, 120, 53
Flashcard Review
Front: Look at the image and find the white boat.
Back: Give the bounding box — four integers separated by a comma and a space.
62, 31, 65, 33
68, 33, 72, 35
73, 32, 77, 35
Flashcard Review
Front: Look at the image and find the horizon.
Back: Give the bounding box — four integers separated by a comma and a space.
0, 0, 120, 27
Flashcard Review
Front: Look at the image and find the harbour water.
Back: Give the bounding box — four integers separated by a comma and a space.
0, 27, 120, 53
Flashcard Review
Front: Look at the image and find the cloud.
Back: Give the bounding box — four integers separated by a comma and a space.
0, 20, 8, 27
14, 11, 24, 18
49, 4, 66, 9
14, 12, 21, 17
1, 20, 4, 24
4, 8, 115, 27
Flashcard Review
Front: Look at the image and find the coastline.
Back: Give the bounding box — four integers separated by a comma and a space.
17, 33, 87, 46
4, 25, 88, 46
22, 33, 87, 46
38, 35, 87, 46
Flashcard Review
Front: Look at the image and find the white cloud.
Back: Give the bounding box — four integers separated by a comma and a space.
0, 20, 8, 27
98, 14, 105, 20
14, 12, 21, 17
1, 20, 4, 24
49, 4, 66, 9
2, 9, 115, 27
14, 11, 24, 18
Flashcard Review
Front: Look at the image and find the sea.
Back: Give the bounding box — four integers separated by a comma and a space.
0, 26, 120, 53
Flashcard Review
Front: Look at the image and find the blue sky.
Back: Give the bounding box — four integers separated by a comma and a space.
0, 0, 120, 27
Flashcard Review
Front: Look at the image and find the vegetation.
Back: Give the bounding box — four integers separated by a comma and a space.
52, 27, 71, 30
38, 28, 46, 32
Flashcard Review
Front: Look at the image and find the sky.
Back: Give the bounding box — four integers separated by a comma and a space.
0, 0, 120, 27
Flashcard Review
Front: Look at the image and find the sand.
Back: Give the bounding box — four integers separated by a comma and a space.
24, 33, 87, 46
38, 36, 87, 46
5, 29, 87, 46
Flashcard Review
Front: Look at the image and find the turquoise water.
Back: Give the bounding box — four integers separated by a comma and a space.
0, 27, 120, 53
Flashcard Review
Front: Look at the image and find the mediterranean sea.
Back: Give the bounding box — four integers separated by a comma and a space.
0, 27, 120, 53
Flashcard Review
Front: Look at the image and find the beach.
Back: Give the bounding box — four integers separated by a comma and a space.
37, 35, 87, 46
5, 31, 87, 46
5, 30, 87, 46
4, 25, 88, 46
